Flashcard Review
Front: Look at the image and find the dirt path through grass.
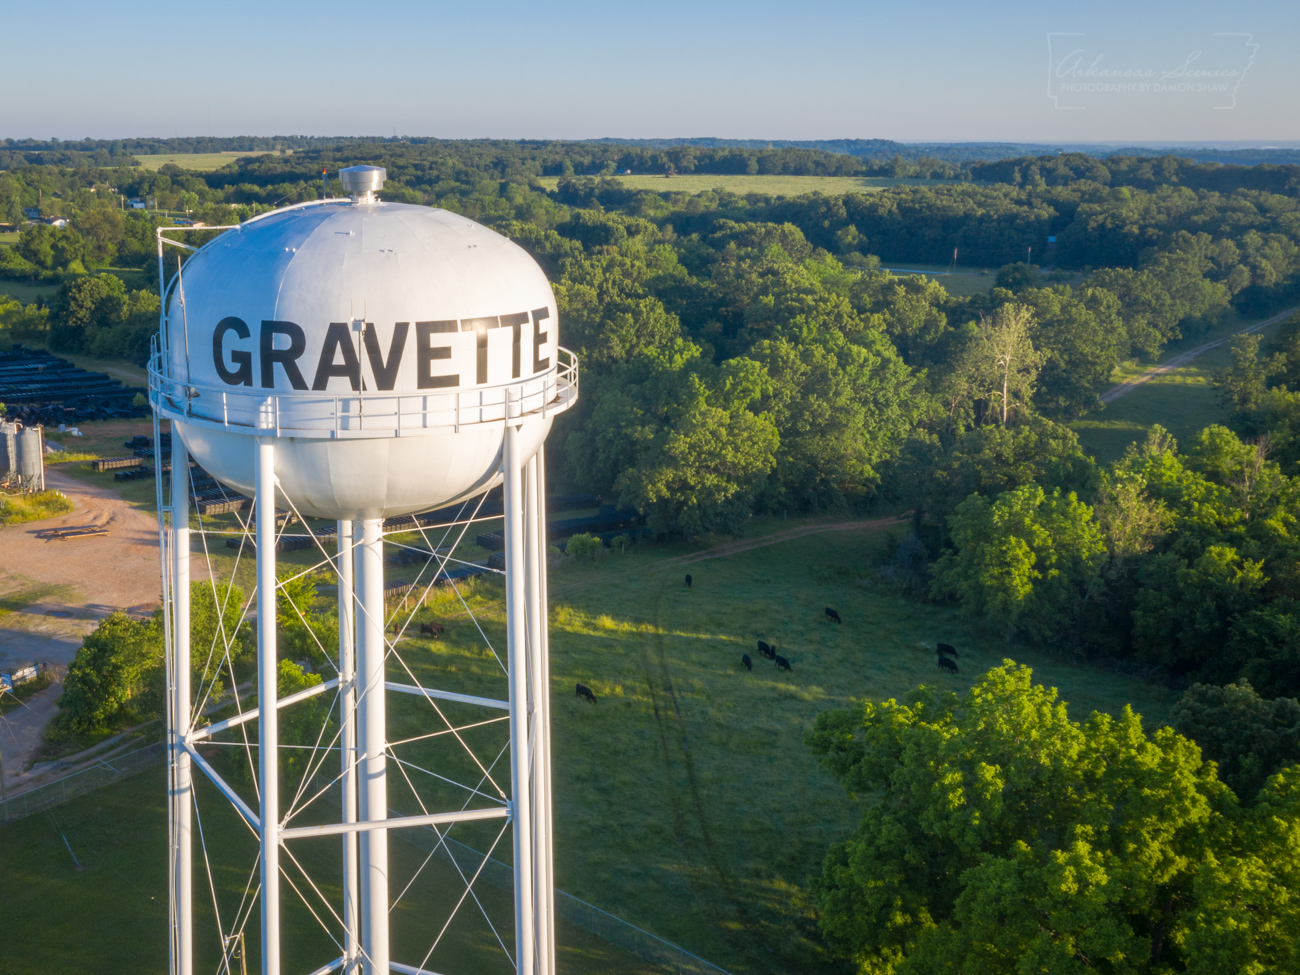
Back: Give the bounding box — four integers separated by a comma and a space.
660, 515, 909, 569
1101, 306, 1297, 404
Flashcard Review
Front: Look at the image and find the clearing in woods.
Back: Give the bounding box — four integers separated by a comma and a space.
1074, 307, 1298, 463
133, 151, 279, 171
876, 262, 999, 298
0, 767, 663, 975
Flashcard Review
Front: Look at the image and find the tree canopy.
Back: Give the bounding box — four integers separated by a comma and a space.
807, 662, 1300, 975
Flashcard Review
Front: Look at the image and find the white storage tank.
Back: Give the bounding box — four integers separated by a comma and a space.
150, 166, 577, 520
15, 426, 44, 491
0, 420, 16, 477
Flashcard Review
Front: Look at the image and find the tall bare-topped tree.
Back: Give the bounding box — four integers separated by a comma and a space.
976, 302, 1043, 424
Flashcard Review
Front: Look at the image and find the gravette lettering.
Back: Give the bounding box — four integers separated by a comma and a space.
213, 309, 552, 390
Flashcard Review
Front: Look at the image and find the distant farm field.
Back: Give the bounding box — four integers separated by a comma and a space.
134, 152, 274, 171
538, 173, 962, 196
876, 262, 996, 297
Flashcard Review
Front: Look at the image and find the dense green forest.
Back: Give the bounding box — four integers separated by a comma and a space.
12, 138, 1300, 972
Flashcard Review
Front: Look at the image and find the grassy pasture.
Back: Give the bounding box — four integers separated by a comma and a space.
877, 262, 996, 297
134, 152, 263, 172
0, 280, 60, 304
0, 767, 660, 975
379, 520, 1177, 973
538, 174, 962, 197
1074, 310, 1293, 463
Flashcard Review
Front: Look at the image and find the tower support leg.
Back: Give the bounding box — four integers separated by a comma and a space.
339, 521, 360, 974
171, 434, 192, 975
524, 450, 552, 975
256, 441, 281, 975
356, 517, 389, 975
535, 444, 557, 974
504, 415, 535, 975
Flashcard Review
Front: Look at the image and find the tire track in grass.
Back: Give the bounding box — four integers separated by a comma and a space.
659, 516, 909, 570
637, 573, 787, 971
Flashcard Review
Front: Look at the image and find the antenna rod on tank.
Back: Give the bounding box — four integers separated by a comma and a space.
177, 255, 192, 384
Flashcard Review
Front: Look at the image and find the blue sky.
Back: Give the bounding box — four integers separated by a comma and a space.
2, 0, 1296, 143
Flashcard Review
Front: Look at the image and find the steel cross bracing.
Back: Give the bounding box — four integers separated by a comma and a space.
160, 425, 558, 975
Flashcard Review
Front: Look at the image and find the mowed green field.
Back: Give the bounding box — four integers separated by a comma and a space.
1074, 310, 1295, 463
878, 263, 996, 298
380, 520, 1178, 972
0, 280, 59, 304
134, 152, 269, 171
538, 174, 960, 197
0, 767, 661, 975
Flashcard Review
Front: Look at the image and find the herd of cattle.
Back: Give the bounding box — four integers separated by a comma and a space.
572, 574, 963, 705
406, 571, 963, 708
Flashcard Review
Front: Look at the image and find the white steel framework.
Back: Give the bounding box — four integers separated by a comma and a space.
157, 427, 562, 975
155, 225, 573, 975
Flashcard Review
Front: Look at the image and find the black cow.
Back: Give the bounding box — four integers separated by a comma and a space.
419, 621, 445, 638
938, 657, 959, 674
685, 574, 692, 588
742, 653, 752, 671
576, 683, 597, 704
757, 640, 775, 659
937, 642, 958, 658
825, 607, 842, 624
775, 655, 792, 672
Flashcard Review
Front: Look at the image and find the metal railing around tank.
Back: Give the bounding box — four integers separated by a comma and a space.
148, 346, 579, 439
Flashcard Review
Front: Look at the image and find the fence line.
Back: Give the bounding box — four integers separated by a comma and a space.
1, 746, 732, 975
398, 825, 733, 975
0, 741, 167, 825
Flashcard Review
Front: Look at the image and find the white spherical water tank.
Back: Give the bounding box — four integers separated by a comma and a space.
151, 166, 576, 519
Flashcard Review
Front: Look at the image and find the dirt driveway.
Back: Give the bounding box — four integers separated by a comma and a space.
0, 467, 192, 781
0, 467, 166, 622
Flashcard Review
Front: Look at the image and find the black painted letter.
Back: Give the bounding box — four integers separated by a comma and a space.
260, 320, 308, 390
461, 317, 498, 384
311, 322, 362, 391
213, 316, 253, 387
499, 312, 528, 379
364, 322, 409, 391
531, 307, 550, 372
416, 321, 458, 389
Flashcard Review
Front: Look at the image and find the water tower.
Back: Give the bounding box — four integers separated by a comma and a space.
150, 166, 577, 975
